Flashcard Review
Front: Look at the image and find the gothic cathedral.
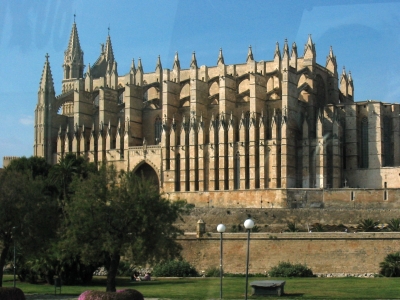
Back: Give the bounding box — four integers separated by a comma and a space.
34, 21, 400, 207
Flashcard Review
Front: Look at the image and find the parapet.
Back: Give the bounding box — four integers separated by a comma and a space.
3, 156, 20, 168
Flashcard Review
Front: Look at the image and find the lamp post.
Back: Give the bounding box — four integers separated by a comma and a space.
244, 219, 254, 300
12, 226, 17, 288
217, 224, 226, 299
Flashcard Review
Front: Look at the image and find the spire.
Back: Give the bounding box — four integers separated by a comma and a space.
86, 63, 91, 77
274, 42, 281, 59
63, 19, 84, 81
104, 33, 114, 63
291, 42, 298, 58
290, 42, 298, 69
137, 58, 143, 72
326, 46, 337, 74
155, 55, 162, 71
65, 21, 83, 64
340, 66, 347, 82
190, 51, 198, 68
304, 34, 316, 61
130, 59, 136, 74
173, 52, 180, 70
283, 39, 289, 59
348, 70, 353, 83
39, 53, 55, 94
246, 45, 254, 62
217, 48, 225, 65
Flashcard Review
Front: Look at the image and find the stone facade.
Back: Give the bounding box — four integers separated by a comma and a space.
34, 21, 400, 207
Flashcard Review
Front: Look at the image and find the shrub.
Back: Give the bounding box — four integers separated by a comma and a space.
78, 289, 143, 300
380, 252, 400, 277
205, 266, 220, 277
152, 259, 198, 277
0, 287, 26, 300
268, 261, 313, 277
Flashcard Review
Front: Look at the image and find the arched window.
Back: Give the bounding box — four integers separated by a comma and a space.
360, 117, 369, 168
155, 117, 162, 144
383, 116, 393, 166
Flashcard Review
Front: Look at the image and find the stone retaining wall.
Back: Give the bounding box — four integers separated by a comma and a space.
178, 232, 400, 275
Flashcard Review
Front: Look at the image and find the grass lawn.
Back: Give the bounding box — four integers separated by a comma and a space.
3, 275, 400, 299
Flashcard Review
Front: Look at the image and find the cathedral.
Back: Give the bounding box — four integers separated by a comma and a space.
34, 21, 400, 207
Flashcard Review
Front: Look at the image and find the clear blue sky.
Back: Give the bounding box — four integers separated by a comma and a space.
1, 0, 400, 167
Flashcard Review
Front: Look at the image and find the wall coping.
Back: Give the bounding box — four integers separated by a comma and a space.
179, 232, 400, 240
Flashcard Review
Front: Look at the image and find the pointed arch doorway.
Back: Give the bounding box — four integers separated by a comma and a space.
132, 162, 160, 190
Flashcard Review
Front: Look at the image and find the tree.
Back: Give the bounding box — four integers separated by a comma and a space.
63, 165, 186, 292
5, 156, 51, 179
49, 153, 97, 218
380, 252, 400, 277
0, 170, 58, 287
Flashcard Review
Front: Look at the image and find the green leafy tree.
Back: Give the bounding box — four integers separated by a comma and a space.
5, 156, 51, 179
0, 171, 58, 287
63, 165, 186, 292
380, 252, 400, 277
358, 218, 379, 232
387, 219, 400, 232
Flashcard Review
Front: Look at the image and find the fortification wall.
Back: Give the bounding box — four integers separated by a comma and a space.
178, 232, 400, 274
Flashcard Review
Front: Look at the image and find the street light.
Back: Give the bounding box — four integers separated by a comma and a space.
244, 219, 254, 300
12, 226, 17, 288
217, 224, 226, 299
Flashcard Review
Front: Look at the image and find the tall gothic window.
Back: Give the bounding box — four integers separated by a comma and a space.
235, 152, 240, 189
383, 116, 393, 166
175, 153, 180, 191
360, 117, 369, 168
155, 117, 162, 144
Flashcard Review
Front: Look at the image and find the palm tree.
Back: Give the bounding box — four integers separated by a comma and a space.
380, 252, 400, 277
387, 218, 400, 232
285, 221, 299, 232
358, 218, 379, 232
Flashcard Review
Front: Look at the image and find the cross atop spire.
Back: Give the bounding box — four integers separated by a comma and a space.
39, 53, 55, 94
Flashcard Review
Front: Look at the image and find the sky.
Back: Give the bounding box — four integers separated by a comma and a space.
1, 0, 400, 167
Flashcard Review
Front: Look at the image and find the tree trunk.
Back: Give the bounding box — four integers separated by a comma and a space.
106, 252, 120, 292
0, 244, 10, 287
